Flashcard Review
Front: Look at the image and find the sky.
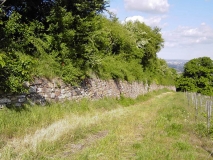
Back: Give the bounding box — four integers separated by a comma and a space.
108, 0, 213, 60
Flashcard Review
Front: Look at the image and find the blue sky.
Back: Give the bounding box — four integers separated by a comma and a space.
108, 0, 213, 60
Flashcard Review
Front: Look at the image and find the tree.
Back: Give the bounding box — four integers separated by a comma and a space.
1, 0, 54, 25
0, 0, 110, 92
0, 0, 175, 93
124, 21, 164, 70
176, 57, 213, 95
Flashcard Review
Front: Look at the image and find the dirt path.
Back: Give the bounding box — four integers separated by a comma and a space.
2, 92, 174, 159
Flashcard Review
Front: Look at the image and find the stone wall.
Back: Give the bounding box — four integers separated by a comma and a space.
0, 77, 176, 108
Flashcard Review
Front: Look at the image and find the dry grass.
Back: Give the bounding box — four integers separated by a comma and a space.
1, 91, 213, 160
1, 106, 132, 159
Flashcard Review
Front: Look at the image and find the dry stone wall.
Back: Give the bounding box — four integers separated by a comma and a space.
0, 77, 176, 108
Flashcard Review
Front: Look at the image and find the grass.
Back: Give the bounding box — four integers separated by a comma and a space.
0, 89, 168, 139
0, 89, 213, 159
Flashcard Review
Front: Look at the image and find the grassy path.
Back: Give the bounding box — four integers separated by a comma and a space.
1, 91, 212, 159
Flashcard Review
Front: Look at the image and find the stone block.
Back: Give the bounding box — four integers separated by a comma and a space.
47, 82, 54, 88
58, 94, 66, 100
16, 95, 26, 98
23, 81, 30, 88
43, 94, 50, 99
29, 86, 37, 93
0, 104, 5, 109
0, 98, 11, 104
37, 88, 43, 93
18, 97, 26, 103
55, 90, 61, 97
15, 103, 22, 107
61, 89, 67, 94
34, 78, 43, 85
50, 93, 56, 99
65, 92, 71, 98
43, 88, 52, 93
10, 96, 17, 101
75, 89, 82, 95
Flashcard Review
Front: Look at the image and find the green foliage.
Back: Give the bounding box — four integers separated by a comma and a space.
173, 141, 191, 151
151, 58, 177, 85
0, 1, 175, 93
96, 56, 144, 81
166, 123, 183, 136
0, 12, 44, 92
195, 123, 207, 137
103, 18, 139, 58
124, 21, 164, 69
0, 52, 35, 93
176, 57, 213, 95
176, 77, 197, 92
0, 53, 5, 67
118, 94, 135, 107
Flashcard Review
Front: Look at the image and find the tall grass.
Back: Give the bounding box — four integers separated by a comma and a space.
69, 92, 210, 160
1, 90, 212, 159
0, 89, 169, 139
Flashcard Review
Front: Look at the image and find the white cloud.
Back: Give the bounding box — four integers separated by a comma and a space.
124, 15, 166, 27
124, 0, 170, 13
163, 23, 213, 47
108, 8, 118, 15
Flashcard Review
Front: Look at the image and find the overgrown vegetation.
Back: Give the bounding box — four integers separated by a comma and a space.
1, 90, 213, 159
0, 89, 168, 139
0, 0, 176, 93
176, 57, 213, 96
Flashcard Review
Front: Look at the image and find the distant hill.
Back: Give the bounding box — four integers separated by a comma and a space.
165, 59, 188, 73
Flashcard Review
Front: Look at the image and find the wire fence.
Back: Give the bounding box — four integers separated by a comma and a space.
184, 92, 213, 134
